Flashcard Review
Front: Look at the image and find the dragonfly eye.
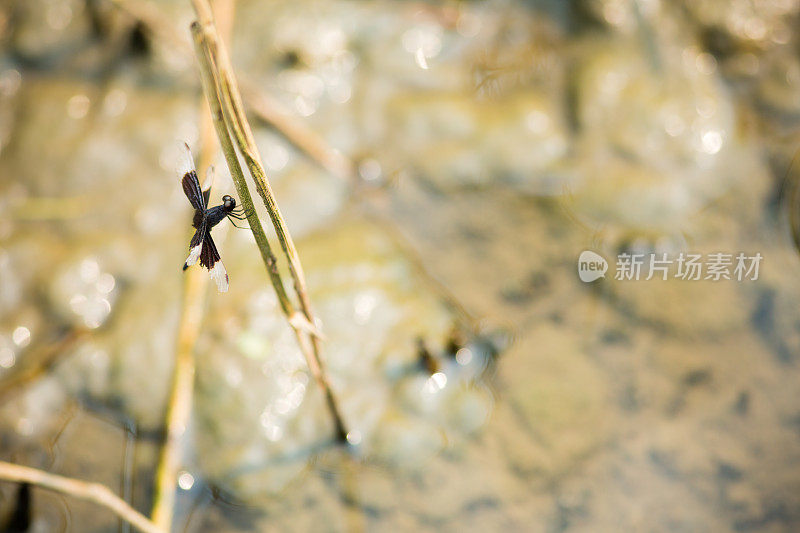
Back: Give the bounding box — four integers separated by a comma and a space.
222, 195, 236, 210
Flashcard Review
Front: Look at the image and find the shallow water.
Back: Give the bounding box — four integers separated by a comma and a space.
1, 0, 800, 531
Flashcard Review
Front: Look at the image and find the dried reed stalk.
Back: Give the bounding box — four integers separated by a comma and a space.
0, 461, 162, 533
150, 2, 236, 527
190, 0, 347, 441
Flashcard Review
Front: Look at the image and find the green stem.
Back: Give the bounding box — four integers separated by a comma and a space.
190, 2, 347, 441
191, 23, 295, 319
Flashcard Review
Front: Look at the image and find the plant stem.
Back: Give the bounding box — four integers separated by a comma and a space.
150, 251, 207, 530
190, 1, 348, 441
0, 461, 163, 533
190, 25, 296, 321
151, 4, 237, 526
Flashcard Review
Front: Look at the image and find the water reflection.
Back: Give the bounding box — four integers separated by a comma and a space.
1, 0, 799, 530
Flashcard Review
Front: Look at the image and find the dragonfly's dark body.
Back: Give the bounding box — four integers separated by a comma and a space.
192, 204, 234, 230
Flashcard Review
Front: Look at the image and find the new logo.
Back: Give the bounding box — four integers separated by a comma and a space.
578, 250, 608, 282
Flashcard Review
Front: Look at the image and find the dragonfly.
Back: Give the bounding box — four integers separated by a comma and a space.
179, 143, 247, 292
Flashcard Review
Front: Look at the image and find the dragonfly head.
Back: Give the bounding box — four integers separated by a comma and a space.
222, 195, 236, 212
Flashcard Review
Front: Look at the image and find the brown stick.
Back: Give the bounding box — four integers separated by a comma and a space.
190, 27, 297, 323
149, 259, 206, 529
0, 461, 163, 533
190, 1, 348, 441
150, 4, 238, 527
191, 20, 335, 433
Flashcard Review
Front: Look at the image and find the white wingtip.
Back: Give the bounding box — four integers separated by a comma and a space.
210, 261, 229, 292
185, 244, 201, 267
203, 165, 215, 192
178, 142, 196, 176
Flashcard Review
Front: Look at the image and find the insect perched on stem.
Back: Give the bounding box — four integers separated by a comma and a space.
179, 143, 249, 292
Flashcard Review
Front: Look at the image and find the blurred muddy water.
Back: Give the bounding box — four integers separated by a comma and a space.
1, 0, 800, 531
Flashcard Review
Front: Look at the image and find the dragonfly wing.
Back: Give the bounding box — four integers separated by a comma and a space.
179, 143, 205, 211
183, 217, 207, 270
199, 232, 229, 292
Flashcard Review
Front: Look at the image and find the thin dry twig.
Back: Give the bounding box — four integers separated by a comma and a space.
149, 261, 207, 529
190, 0, 348, 441
190, 30, 296, 322
150, 1, 236, 526
0, 461, 163, 533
